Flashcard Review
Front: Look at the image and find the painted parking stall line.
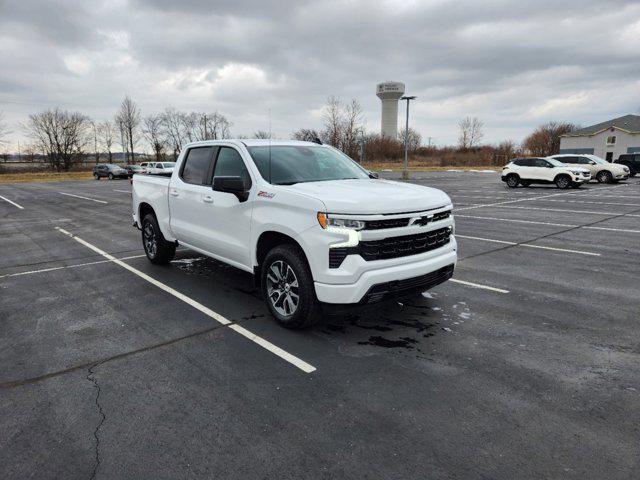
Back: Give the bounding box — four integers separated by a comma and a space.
0, 255, 147, 280
449, 278, 509, 294
55, 227, 316, 374
456, 234, 601, 256
0, 195, 24, 209
59, 192, 108, 204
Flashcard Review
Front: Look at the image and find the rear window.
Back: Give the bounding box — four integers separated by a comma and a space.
181, 147, 213, 184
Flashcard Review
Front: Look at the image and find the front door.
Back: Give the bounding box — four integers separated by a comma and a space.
206, 146, 254, 269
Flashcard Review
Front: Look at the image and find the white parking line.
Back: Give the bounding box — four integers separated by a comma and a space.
0, 195, 24, 209
0, 255, 146, 279
456, 234, 600, 256
538, 199, 640, 207
55, 227, 316, 374
496, 205, 619, 215
113, 189, 131, 193
450, 278, 509, 294
583, 226, 640, 234
59, 192, 108, 204
455, 215, 575, 227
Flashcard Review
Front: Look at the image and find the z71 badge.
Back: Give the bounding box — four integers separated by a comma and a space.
257, 191, 275, 198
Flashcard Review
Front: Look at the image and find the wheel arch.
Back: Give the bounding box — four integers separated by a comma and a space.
254, 230, 310, 287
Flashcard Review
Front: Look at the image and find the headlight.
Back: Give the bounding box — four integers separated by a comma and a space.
317, 213, 365, 231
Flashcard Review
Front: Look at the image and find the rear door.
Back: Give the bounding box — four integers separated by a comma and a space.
534, 158, 555, 181
518, 158, 538, 179
168, 146, 217, 251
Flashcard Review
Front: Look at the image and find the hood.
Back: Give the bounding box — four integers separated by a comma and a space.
282, 179, 452, 215
609, 163, 628, 173
564, 166, 590, 173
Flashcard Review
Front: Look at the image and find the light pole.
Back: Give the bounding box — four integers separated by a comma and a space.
400, 95, 416, 180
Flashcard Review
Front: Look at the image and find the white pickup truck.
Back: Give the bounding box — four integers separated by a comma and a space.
132, 140, 457, 328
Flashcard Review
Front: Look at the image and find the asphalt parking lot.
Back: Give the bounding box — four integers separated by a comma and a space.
1, 172, 639, 479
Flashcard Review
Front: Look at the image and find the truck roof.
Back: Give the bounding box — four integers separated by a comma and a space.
182, 139, 323, 149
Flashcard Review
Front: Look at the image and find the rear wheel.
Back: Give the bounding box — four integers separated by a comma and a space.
506, 174, 519, 188
262, 244, 320, 329
596, 170, 612, 183
141, 213, 176, 265
555, 175, 571, 189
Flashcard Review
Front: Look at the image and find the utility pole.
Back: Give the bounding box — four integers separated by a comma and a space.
400, 96, 417, 180
203, 114, 208, 139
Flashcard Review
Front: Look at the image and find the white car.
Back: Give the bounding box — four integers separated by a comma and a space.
132, 140, 457, 328
146, 161, 176, 175
501, 157, 591, 189
549, 154, 629, 183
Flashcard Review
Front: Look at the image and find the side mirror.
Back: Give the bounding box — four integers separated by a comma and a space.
213, 176, 250, 202
589, 160, 596, 165
368, 171, 379, 179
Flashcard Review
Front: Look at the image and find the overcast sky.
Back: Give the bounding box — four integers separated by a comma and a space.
1, 0, 639, 151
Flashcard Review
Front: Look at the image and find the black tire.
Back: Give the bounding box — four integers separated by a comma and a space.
520, 180, 531, 187
630, 173, 637, 177
555, 174, 571, 189
108, 173, 114, 180
141, 213, 176, 265
505, 174, 519, 188
261, 244, 321, 329
570, 182, 582, 189
94, 173, 100, 180
596, 170, 612, 183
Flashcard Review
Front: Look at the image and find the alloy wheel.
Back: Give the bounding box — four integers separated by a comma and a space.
266, 260, 300, 317
143, 222, 157, 258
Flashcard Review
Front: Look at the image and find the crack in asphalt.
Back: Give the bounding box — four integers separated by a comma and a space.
86, 364, 106, 480
0, 321, 234, 389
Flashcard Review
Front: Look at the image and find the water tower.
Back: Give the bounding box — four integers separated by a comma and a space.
376, 81, 405, 138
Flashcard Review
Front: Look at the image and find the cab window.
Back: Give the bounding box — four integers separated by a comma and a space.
213, 147, 251, 186
181, 147, 213, 185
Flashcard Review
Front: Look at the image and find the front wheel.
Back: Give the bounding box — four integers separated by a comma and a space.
596, 171, 612, 183
520, 180, 531, 187
108, 173, 114, 180
141, 213, 176, 264
262, 245, 320, 329
555, 175, 571, 189
94, 173, 100, 180
505, 174, 519, 188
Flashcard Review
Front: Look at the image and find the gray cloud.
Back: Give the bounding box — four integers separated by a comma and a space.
1, 0, 639, 149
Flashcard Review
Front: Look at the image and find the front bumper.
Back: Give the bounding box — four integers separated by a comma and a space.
314, 240, 457, 304
572, 174, 590, 183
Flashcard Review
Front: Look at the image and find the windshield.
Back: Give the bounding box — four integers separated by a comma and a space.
585, 155, 608, 165
162, 162, 176, 168
247, 145, 369, 185
106, 164, 122, 169
129, 165, 143, 170
546, 158, 565, 167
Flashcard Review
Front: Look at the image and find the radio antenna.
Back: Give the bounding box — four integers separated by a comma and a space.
268, 108, 272, 184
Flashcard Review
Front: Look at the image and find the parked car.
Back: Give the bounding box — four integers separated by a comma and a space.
614, 153, 640, 177
93, 163, 129, 180
501, 157, 590, 189
146, 162, 176, 174
139, 162, 150, 172
132, 140, 457, 328
550, 154, 629, 183
124, 164, 145, 177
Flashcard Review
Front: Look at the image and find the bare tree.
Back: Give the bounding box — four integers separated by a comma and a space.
98, 121, 115, 162
115, 96, 141, 162
253, 130, 272, 139
341, 99, 364, 158
143, 114, 166, 162
458, 116, 484, 150
90, 121, 101, 163
398, 127, 422, 153
523, 122, 576, 156
0, 111, 9, 145
291, 128, 321, 142
25, 108, 89, 171
322, 96, 343, 148
161, 108, 184, 160
115, 116, 129, 163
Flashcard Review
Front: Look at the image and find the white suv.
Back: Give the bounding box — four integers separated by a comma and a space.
502, 157, 591, 189
550, 154, 629, 183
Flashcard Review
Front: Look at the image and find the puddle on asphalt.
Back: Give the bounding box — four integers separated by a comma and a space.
317, 294, 475, 357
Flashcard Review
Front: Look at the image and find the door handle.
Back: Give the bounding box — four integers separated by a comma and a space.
203, 194, 214, 203
170, 188, 179, 197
